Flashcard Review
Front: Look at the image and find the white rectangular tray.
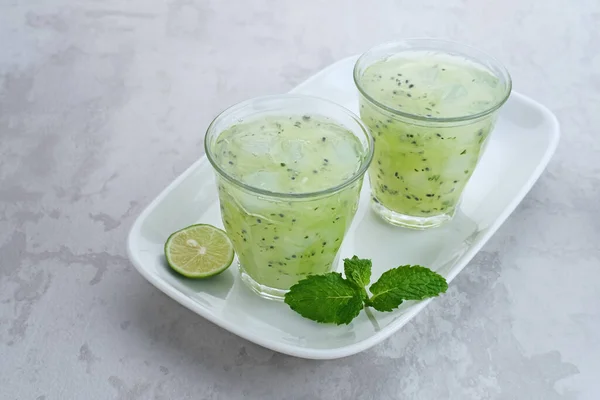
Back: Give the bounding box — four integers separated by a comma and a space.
127, 56, 560, 360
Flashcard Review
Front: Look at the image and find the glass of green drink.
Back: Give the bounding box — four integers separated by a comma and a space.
354, 39, 512, 229
205, 95, 373, 300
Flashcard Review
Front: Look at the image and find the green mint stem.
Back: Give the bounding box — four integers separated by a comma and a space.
364, 305, 380, 331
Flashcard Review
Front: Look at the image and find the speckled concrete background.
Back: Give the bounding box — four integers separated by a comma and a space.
1, 0, 599, 399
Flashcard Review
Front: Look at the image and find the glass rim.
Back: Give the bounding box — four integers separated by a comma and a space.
353, 38, 513, 123
204, 94, 374, 199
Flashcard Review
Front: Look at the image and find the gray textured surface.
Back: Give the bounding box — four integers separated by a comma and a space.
1, 0, 599, 399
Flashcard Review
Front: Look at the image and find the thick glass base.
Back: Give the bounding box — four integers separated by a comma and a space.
370, 198, 457, 230
239, 265, 287, 301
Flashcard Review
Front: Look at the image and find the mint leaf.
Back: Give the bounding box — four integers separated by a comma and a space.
344, 256, 371, 289
284, 273, 364, 325
368, 265, 448, 312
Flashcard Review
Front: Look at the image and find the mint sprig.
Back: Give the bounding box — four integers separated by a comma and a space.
284, 257, 448, 325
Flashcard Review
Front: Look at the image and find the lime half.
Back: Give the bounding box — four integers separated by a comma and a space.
164, 224, 234, 278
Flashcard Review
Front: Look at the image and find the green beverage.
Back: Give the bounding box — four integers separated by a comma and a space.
354, 40, 511, 229
205, 95, 373, 300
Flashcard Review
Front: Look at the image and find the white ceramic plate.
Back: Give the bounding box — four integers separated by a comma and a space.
127, 56, 560, 360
